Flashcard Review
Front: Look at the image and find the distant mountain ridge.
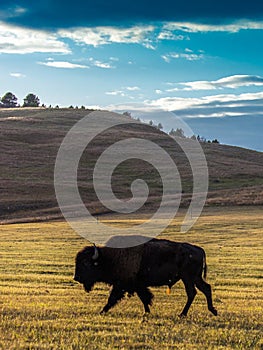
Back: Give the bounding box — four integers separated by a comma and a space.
1, 108, 263, 223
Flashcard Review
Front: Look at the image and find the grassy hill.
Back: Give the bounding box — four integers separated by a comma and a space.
1, 107, 263, 223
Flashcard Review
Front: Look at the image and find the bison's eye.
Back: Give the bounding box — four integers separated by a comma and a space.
83, 260, 90, 267
94, 262, 98, 266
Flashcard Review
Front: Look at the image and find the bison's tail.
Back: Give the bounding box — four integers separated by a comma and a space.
203, 251, 207, 280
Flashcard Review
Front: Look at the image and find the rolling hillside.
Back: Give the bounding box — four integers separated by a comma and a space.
1, 108, 263, 223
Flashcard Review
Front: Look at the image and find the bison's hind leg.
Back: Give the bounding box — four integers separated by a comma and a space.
136, 287, 154, 314
100, 286, 125, 314
195, 277, 217, 316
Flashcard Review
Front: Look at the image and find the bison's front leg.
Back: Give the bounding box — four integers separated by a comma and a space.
179, 280, 197, 317
100, 286, 125, 314
136, 287, 154, 314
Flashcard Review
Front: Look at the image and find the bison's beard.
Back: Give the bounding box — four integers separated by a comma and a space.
83, 281, 95, 293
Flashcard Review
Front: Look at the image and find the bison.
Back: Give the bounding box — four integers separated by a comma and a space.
74, 237, 217, 317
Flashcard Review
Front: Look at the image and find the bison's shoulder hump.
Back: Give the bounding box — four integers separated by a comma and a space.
143, 239, 181, 257
146, 238, 180, 248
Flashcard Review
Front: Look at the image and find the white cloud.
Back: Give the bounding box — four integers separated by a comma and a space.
162, 50, 205, 62
105, 90, 126, 96
88, 57, 115, 69
105, 86, 141, 97
38, 61, 89, 69
13, 6, 27, 16
161, 55, 170, 63
169, 75, 263, 91
1, 19, 263, 56
58, 25, 155, 47
94, 61, 112, 69
142, 40, 156, 50
10, 72, 26, 78
155, 89, 163, 94
109, 57, 119, 61
106, 102, 156, 113
166, 87, 180, 92
0, 21, 70, 54
146, 96, 204, 111
157, 31, 188, 41
84, 104, 102, 110
213, 75, 263, 88
55, 20, 263, 53
0, 6, 27, 20
125, 86, 140, 91
163, 20, 263, 33
145, 91, 263, 118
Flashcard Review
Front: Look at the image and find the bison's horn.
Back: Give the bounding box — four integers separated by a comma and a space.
92, 244, 99, 260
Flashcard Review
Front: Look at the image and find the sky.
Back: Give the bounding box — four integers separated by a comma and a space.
0, 0, 263, 151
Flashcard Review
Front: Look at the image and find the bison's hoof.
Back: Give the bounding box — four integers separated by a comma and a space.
178, 313, 187, 318
211, 308, 218, 316
100, 310, 107, 315
141, 313, 150, 323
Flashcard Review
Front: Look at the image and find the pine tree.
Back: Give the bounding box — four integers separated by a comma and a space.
1, 92, 18, 108
23, 93, 40, 107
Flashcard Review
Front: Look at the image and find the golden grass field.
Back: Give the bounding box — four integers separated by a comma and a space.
0, 206, 262, 349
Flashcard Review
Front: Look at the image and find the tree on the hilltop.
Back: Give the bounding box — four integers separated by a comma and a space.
212, 139, 220, 144
169, 127, 185, 138
1, 92, 18, 108
149, 120, 154, 126
23, 93, 40, 107
123, 111, 132, 118
157, 122, 163, 130
169, 128, 176, 136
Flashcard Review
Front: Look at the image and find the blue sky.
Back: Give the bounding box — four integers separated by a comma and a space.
0, 1, 263, 150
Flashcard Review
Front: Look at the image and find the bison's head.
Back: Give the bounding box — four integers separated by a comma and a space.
74, 244, 100, 292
